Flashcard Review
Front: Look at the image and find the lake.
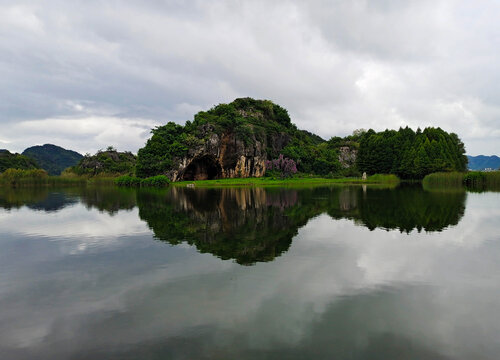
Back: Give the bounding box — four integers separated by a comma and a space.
0, 185, 499, 359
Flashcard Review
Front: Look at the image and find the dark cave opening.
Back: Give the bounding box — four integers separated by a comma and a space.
182, 156, 222, 181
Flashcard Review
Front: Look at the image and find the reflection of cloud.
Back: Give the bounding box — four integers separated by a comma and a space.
0, 206, 150, 254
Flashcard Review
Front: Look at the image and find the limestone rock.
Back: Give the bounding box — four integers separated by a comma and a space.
338, 145, 358, 168
167, 129, 288, 181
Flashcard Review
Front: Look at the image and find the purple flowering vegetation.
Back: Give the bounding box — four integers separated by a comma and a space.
265, 154, 297, 178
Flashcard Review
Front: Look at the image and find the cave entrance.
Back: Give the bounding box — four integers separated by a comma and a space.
182, 156, 222, 181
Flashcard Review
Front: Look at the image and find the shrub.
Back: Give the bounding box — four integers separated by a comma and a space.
140, 175, 170, 187
115, 175, 141, 187
366, 174, 400, 184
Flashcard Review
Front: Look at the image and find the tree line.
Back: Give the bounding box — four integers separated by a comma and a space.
356, 127, 467, 179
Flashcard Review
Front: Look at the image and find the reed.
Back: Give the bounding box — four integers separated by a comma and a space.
0, 169, 87, 187
423, 171, 500, 191
464, 171, 500, 191
422, 172, 464, 188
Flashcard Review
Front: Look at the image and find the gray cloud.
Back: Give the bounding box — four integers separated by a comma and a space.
0, 0, 499, 154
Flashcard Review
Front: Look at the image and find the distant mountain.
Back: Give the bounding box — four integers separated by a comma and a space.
467, 155, 500, 171
0, 150, 39, 172
22, 144, 83, 175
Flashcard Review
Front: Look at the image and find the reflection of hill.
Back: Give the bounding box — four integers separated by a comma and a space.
138, 185, 467, 264
0, 184, 467, 262
137, 187, 303, 265
0, 186, 137, 214
0, 187, 77, 211
77, 187, 137, 214
325, 185, 467, 233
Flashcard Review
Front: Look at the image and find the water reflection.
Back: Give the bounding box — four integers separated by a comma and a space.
327, 186, 467, 232
0, 185, 498, 359
136, 185, 466, 263
138, 187, 303, 264
0, 185, 467, 264
0, 186, 136, 214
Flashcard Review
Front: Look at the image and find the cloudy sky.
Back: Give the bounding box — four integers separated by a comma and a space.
1, 0, 499, 155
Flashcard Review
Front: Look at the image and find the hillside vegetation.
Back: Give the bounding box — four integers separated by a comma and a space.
137, 98, 346, 178
65, 147, 136, 177
137, 98, 468, 180
22, 144, 83, 175
0, 150, 39, 173
0, 98, 471, 183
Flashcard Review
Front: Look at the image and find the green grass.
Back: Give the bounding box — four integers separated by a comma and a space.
0, 169, 401, 189
172, 174, 400, 187
115, 175, 169, 187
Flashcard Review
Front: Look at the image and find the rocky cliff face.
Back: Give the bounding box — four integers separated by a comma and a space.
167, 124, 290, 182
136, 98, 311, 181
338, 145, 358, 168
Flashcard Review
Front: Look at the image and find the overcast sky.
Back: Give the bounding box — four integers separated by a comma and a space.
1, 0, 499, 155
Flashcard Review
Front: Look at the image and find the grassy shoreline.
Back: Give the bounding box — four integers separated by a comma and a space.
172, 174, 400, 187
1, 169, 400, 188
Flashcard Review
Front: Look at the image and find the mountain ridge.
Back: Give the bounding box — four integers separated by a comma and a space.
467, 155, 500, 170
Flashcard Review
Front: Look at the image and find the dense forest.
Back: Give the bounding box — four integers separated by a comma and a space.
356, 127, 468, 179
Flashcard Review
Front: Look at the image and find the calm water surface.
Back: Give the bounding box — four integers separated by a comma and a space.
0, 185, 499, 359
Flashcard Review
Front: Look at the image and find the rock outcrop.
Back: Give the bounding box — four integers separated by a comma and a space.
137, 98, 296, 181
70, 149, 136, 176
168, 124, 290, 181
338, 145, 358, 168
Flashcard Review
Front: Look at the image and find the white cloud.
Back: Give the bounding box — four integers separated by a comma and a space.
5, 116, 160, 153
0, 0, 499, 155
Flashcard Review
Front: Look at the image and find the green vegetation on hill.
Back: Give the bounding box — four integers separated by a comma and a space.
1, 99, 470, 184
136, 98, 341, 178
66, 147, 136, 177
357, 127, 467, 179
137, 98, 467, 181
0, 150, 39, 173
22, 144, 83, 175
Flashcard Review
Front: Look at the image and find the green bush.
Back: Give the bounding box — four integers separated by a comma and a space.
115, 175, 141, 187
366, 174, 400, 184
140, 175, 170, 187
